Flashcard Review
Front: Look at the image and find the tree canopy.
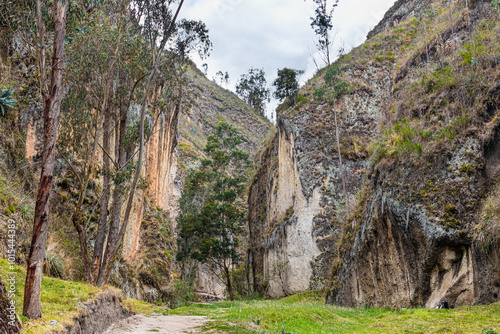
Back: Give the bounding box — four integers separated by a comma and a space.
272, 68, 304, 103
310, 0, 339, 66
176, 122, 251, 301
236, 68, 270, 115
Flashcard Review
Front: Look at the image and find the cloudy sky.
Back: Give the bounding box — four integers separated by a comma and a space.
181, 0, 396, 121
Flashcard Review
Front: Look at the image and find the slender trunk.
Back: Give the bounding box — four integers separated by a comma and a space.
224, 264, 234, 301
423, 19, 429, 63
449, 0, 454, 37
72, 212, 92, 281
24, 0, 67, 319
71, 114, 101, 283
325, 31, 330, 66
92, 108, 111, 283
334, 106, 349, 217
464, 0, 476, 61
96, 103, 128, 285
98, 0, 185, 285
245, 251, 251, 294
35, 0, 47, 98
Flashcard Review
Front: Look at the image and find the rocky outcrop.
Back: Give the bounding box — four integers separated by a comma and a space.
249, 0, 500, 307
52, 288, 132, 334
0, 276, 20, 334
249, 60, 390, 296
22, 59, 272, 302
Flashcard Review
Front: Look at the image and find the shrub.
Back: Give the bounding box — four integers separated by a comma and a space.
44, 251, 64, 278
0, 88, 17, 116
171, 277, 197, 307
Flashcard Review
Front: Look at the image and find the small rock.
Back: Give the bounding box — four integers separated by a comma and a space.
49, 320, 58, 326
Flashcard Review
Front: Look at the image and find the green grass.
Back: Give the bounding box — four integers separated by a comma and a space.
169, 291, 500, 334
0, 258, 106, 333
122, 298, 167, 315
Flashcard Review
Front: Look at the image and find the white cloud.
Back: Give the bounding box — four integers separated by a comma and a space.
181, 0, 396, 121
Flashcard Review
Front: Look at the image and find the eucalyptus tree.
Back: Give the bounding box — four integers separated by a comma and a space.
310, 0, 339, 66
60, 0, 211, 286
272, 68, 304, 104
236, 68, 270, 115
323, 62, 350, 216
176, 122, 251, 301
20, 0, 104, 319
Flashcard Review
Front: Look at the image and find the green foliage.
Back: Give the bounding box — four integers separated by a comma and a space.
44, 251, 64, 278
370, 119, 423, 164
236, 68, 270, 114
172, 277, 197, 307
177, 122, 252, 297
314, 87, 327, 100
459, 43, 485, 66
0, 88, 17, 116
272, 68, 304, 103
323, 63, 351, 101
170, 291, 500, 333
483, 327, 500, 334
492, 0, 500, 19
310, 0, 339, 65
420, 66, 454, 92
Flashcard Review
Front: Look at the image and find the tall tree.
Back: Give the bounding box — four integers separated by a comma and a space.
272, 68, 304, 104
177, 122, 251, 301
310, 0, 339, 66
23, 0, 68, 319
58, 0, 211, 286
235, 68, 270, 115
323, 63, 350, 216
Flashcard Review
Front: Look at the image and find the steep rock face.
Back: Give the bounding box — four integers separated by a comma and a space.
23, 62, 272, 301
250, 0, 500, 306
249, 61, 391, 296
116, 64, 272, 301
327, 0, 500, 308
0, 276, 20, 334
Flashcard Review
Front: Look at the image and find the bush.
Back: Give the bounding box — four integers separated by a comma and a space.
0, 88, 16, 116
171, 277, 197, 308
44, 251, 64, 278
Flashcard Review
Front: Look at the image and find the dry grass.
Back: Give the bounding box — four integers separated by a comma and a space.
477, 182, 500, 249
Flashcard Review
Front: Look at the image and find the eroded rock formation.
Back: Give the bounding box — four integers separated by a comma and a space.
249, 0, 500, 308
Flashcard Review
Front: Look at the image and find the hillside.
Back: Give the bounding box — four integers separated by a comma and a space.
0, 53, 272, 307
248, 0, 500, 309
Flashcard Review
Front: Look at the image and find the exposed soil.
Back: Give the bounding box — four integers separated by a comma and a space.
103, 314, 208, 334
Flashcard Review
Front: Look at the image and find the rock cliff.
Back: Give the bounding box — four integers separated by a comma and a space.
249, 0, 500, 308
22, 61, 272, 302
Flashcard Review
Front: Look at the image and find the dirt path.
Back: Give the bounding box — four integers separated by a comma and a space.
103, 314, 208, 334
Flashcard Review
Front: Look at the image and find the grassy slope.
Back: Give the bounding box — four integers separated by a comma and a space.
0, 259, 163, 334
170, 291, 500, 334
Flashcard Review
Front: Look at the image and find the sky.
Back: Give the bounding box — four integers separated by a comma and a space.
181, 0, 397, 121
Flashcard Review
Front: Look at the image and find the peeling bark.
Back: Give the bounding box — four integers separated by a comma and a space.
23, 0, 67, 319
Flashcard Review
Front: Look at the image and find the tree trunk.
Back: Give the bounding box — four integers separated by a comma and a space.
23, 0, 67, 319
96, 102, 128, 286
449, 1, 454, 37
224, 265, 234, 301
92, 108, 111, 283
97, 0, 185, 286
334, 107, 349, 217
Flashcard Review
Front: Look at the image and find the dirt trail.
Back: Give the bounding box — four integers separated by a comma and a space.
103, 314, 208, 334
